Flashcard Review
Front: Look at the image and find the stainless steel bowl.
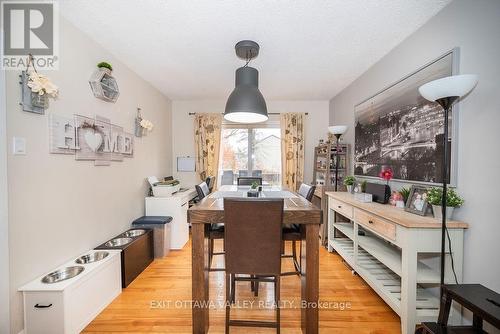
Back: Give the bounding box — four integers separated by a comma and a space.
104, 237, 133, 247
75, 251, 109, 264
41, 266, 85, 284
122, 229, 146, 238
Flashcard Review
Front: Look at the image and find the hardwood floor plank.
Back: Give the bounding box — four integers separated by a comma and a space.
83, 238, 400, 333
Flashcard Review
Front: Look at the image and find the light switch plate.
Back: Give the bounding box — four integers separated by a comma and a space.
12, 137, 26, 155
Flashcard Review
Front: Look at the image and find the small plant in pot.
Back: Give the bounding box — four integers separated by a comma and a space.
427, 187, 464, 220
399, 186, 411, 204
343, 176, 356, 193
97, 61, 113, 74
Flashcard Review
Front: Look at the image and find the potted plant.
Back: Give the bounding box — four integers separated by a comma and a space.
427, 187, 464, 220
97, 61, 113, 74
399, 186, 411, 204
343, 176, 356, 193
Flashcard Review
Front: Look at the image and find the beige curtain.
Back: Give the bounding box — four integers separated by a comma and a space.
280, 113, 305, 191
194, 113, 222, 185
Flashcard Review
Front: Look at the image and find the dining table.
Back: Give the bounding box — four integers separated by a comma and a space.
188, 185, 322, 334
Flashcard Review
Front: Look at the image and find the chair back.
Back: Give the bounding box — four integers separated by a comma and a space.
252, 170, 262, 177
205, 176, 215, 192
298, 183, 316, 202
221, 170, 234, 185
237, 177, 263, 186
224, 198, 283, 276
195, 181, 210, 200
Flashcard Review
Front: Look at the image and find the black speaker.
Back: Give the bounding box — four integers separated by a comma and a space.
365, 182, 391, 204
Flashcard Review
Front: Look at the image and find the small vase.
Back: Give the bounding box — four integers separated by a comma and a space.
432, 205, 455, 220
347, 185, 354, 193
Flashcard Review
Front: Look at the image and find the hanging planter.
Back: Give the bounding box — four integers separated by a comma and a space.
134, 108, 154, 137
21, 54, 59, 113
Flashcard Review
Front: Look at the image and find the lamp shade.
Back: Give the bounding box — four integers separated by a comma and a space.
328, 125, 348, 135
224, 66, 268, 123
418, 74, 478, 102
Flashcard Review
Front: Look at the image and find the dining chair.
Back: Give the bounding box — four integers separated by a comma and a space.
252, 170, 262, 177
281, 183, 315, 276
195, 181, 224, 271
224, 198, 283, 333
205, 175, 215, 192
221, 170, 234, 185
237, 177, 262, 186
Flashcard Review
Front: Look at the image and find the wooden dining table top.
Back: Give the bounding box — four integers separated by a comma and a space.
188, 185, 322, 225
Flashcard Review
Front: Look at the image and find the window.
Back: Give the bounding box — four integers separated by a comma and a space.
219, 121, 281, 186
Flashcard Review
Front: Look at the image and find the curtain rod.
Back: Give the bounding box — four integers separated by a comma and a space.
188, 112, 308, 116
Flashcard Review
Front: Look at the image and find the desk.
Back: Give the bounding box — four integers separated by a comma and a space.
188, 185, 322, 334
145, 188, 197, 249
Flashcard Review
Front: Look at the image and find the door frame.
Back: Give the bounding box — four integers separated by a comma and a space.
0, 27, 11, 334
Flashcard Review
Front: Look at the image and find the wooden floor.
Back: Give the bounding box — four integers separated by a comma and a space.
83, 239, 400, 333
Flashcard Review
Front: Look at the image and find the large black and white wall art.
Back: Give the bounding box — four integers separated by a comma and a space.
354, 49, 458, 184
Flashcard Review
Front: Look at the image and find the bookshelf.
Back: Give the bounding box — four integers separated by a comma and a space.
312, 141, 350, 190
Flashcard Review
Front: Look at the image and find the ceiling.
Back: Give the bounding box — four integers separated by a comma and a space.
60, 0, 451, 101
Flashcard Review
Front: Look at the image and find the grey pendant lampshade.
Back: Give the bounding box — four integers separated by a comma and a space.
224, 66, 268, 123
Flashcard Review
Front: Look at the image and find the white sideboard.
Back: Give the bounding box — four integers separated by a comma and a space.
326, 192, 468, 334
145, 188, 197, 250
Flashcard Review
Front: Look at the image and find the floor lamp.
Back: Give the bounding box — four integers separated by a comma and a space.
328, 125, 348, 191
418, 74, 478, 294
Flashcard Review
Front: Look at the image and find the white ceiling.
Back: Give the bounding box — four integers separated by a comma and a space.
60, 0, 451, 100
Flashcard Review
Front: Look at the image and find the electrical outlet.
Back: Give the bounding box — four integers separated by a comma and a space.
12, 137, 26, 155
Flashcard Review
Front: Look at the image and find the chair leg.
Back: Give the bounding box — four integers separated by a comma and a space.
231, 274, 236, 304
292, 241, 300, 274
299, 240, 302, 275
208, 238, 214, 270
275, 275, 281, 334
225, 273, 230, 334
254, 276, 259, 297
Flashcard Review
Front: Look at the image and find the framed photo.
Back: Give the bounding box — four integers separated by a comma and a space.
404, 185, 429, 216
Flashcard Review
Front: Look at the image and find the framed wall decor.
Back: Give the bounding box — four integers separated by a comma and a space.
404, 185, 429, 216
354, 48, 459, 185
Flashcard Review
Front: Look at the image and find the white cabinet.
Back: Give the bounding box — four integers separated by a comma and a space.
19, 250, 122, 334
145, 188, 197, 250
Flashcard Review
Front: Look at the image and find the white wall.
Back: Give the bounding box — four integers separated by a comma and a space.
329, 0, 500, 292
6, 17, 172, 333
171, 100, 329, 187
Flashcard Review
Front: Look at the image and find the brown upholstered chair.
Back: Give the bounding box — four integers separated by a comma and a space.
281, 183, 316, 276
237, 177, 262, 186
224, 198, 283, 333
195, 181, 224, 271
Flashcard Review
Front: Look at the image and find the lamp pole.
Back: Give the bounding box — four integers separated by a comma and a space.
435, 96, 458, 292
334, 134, 342, 192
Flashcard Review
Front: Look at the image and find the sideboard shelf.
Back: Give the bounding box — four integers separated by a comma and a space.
326, 191, 468, 334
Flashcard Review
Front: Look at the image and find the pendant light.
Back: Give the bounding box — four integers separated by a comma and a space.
224, 40, 268, 123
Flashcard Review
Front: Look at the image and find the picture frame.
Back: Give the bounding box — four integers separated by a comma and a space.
404, 185, 429, 216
